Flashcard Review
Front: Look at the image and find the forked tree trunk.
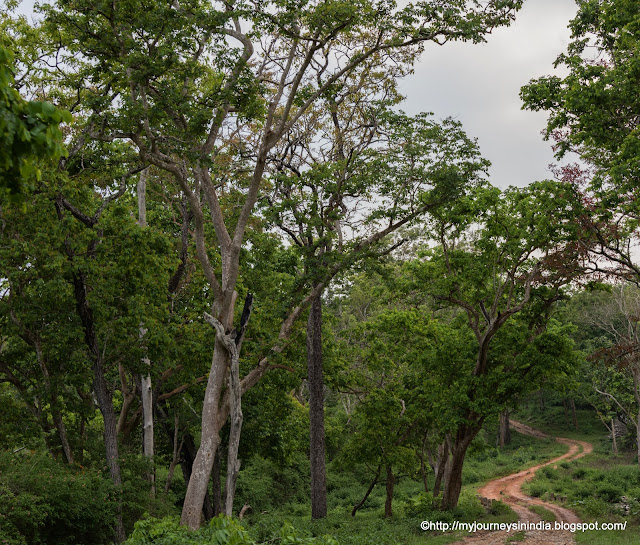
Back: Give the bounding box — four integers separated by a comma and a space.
441, 426, 480, 510
307, 294, 327, 519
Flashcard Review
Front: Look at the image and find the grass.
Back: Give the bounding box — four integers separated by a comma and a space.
514, 397, 640, 545
241, 429, 570, 545
505, 530, 526, 543
575, 529, 640, 545
528, 505, 556, 522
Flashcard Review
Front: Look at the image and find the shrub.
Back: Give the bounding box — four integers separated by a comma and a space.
595, 484, 623, 503
0, 450, 118, 545
572, 468, 587, 480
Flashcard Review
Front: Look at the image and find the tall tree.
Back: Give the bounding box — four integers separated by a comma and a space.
267, 101, 490, 517
521, 0, 640, 284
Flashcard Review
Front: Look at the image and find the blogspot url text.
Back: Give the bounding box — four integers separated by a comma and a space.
420, 520, 628, 533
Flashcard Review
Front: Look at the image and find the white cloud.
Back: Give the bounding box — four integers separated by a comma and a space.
398, 0, 580, 188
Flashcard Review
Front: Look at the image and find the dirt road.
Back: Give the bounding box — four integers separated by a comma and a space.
447, 420, 593, 545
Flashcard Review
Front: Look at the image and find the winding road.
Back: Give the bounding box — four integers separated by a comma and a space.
449, 420, 593, 545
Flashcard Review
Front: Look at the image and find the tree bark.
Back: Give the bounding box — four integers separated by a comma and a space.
441, 426, 480, 510
384, 465, 395, 518
307, 294, 327, 519
180, 338, 228, 528
137, 168, 155, 495
611, 418, 618, 455
431, 441, 448, 497
223, 342, 243, 516
571, 398, 578, 430
72, 270, 126, 542
498, 410, 511, 448
212, 448, 223, 516
351, 465, 380, 517
175, 431, 215, 521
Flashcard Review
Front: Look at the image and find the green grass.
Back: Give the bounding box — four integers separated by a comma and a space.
241, 429, 573, 545
528, 505, 556, 522
505, 530, 526, 543
576, 529, 640, 545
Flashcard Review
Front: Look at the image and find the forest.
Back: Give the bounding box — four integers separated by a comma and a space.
1, 0, 640, 544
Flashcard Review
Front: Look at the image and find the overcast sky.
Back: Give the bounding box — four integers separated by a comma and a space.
399, 0, 579, 189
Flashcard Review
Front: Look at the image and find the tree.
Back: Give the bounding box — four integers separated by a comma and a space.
580, 284, 640, 465
267, 100, 489, 517
521, 0, 640, 284
408, 181, 579, 508
36, 0, 525, 528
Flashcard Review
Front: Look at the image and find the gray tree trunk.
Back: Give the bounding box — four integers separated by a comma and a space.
307, 295, 327, 519
138, 168, 155, 495
498, 410, 511, 447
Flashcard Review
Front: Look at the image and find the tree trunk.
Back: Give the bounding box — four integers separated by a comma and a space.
441, 426, 480, 510
431, 441, 448, 497
52, 406, 74, 464
611, 418, 618, 455
351, 465, 380, 517
138, 168, 155, 495
384, 465, 395, 518
571, 398, 578, 430
418, 437, 429, 493
307, 294, 327, 519
212, 448, 223, 516
180, 337, 228, 529
498, 410, 511, 448
223, 346, 243, 516
177, 431, 215, 521
141, 370, 155, 494
72, 271, 125, 542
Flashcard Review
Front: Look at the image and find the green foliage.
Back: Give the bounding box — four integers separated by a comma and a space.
521, 0, 640, 188
522, 453, 640, 520
0, 450, 118, 545
0, 43, 70, 199
124, 516, 339, 545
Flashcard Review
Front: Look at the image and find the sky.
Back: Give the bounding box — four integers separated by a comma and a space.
398, 0, 580, 189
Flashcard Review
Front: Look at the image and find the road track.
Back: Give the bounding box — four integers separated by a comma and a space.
447, 420, 592, 545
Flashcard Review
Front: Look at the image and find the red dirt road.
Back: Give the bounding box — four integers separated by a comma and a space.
447, 420, 593, 545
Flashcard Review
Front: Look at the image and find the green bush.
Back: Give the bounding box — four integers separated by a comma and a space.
526, 483, 547, 498
235, 454, 308, 513
572, 468, 587, 480
0, 450, 118, 545
595, 484, 623, 503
